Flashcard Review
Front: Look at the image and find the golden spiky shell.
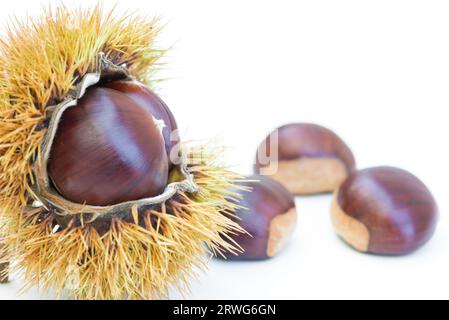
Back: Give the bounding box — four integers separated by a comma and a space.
0, 5, 245, 299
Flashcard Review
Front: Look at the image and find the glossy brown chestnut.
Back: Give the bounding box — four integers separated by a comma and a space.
254, 123, 356, 195
103, 81, 179, 163
48, 85, 169, 206
220, 175, 297, 260
331, 166, 438, 255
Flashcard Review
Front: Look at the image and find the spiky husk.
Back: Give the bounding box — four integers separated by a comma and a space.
0, 147, 245, 299
0, 5, 245, 299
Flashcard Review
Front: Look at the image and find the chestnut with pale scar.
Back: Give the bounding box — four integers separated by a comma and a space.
331, 166, 438, 255
255, 123, 356, 195
219, 175, 297, 260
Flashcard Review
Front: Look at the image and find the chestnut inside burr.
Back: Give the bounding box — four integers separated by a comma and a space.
48, 82, 175, 207
103, 81, 179, 162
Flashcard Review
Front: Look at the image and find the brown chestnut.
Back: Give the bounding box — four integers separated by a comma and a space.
48, 83, 172, 206
254, 123, 356, 195
331, 166, 438, 255
103, 81, 179, 162
220, 175, 297, 260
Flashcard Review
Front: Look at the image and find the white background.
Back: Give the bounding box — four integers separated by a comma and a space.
0, 0, 448, 300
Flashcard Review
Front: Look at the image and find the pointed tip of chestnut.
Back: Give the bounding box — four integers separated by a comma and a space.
331, 166, 438, 255
220, 175, 297, 261
255, 123, 356, 195
48, 84, 170, 206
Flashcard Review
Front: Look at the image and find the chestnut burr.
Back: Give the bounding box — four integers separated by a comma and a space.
0, 244, 8, 283
0, 265, 7, 283
331, 166, 438, 255
221, 175, 297, 260
254, 123, 355, 195
48, 85, 169, 206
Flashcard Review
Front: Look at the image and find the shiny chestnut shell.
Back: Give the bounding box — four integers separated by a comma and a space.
255, 123, 356, 195
103, 81, 179, 161
220, 175, 297, 260
48, 84, 169, 206
331, 166, 438, 255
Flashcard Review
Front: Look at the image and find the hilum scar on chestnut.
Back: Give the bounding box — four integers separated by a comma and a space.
331, 166, 438, 255
219, 175, 297, 260
255, 123, 355, 195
